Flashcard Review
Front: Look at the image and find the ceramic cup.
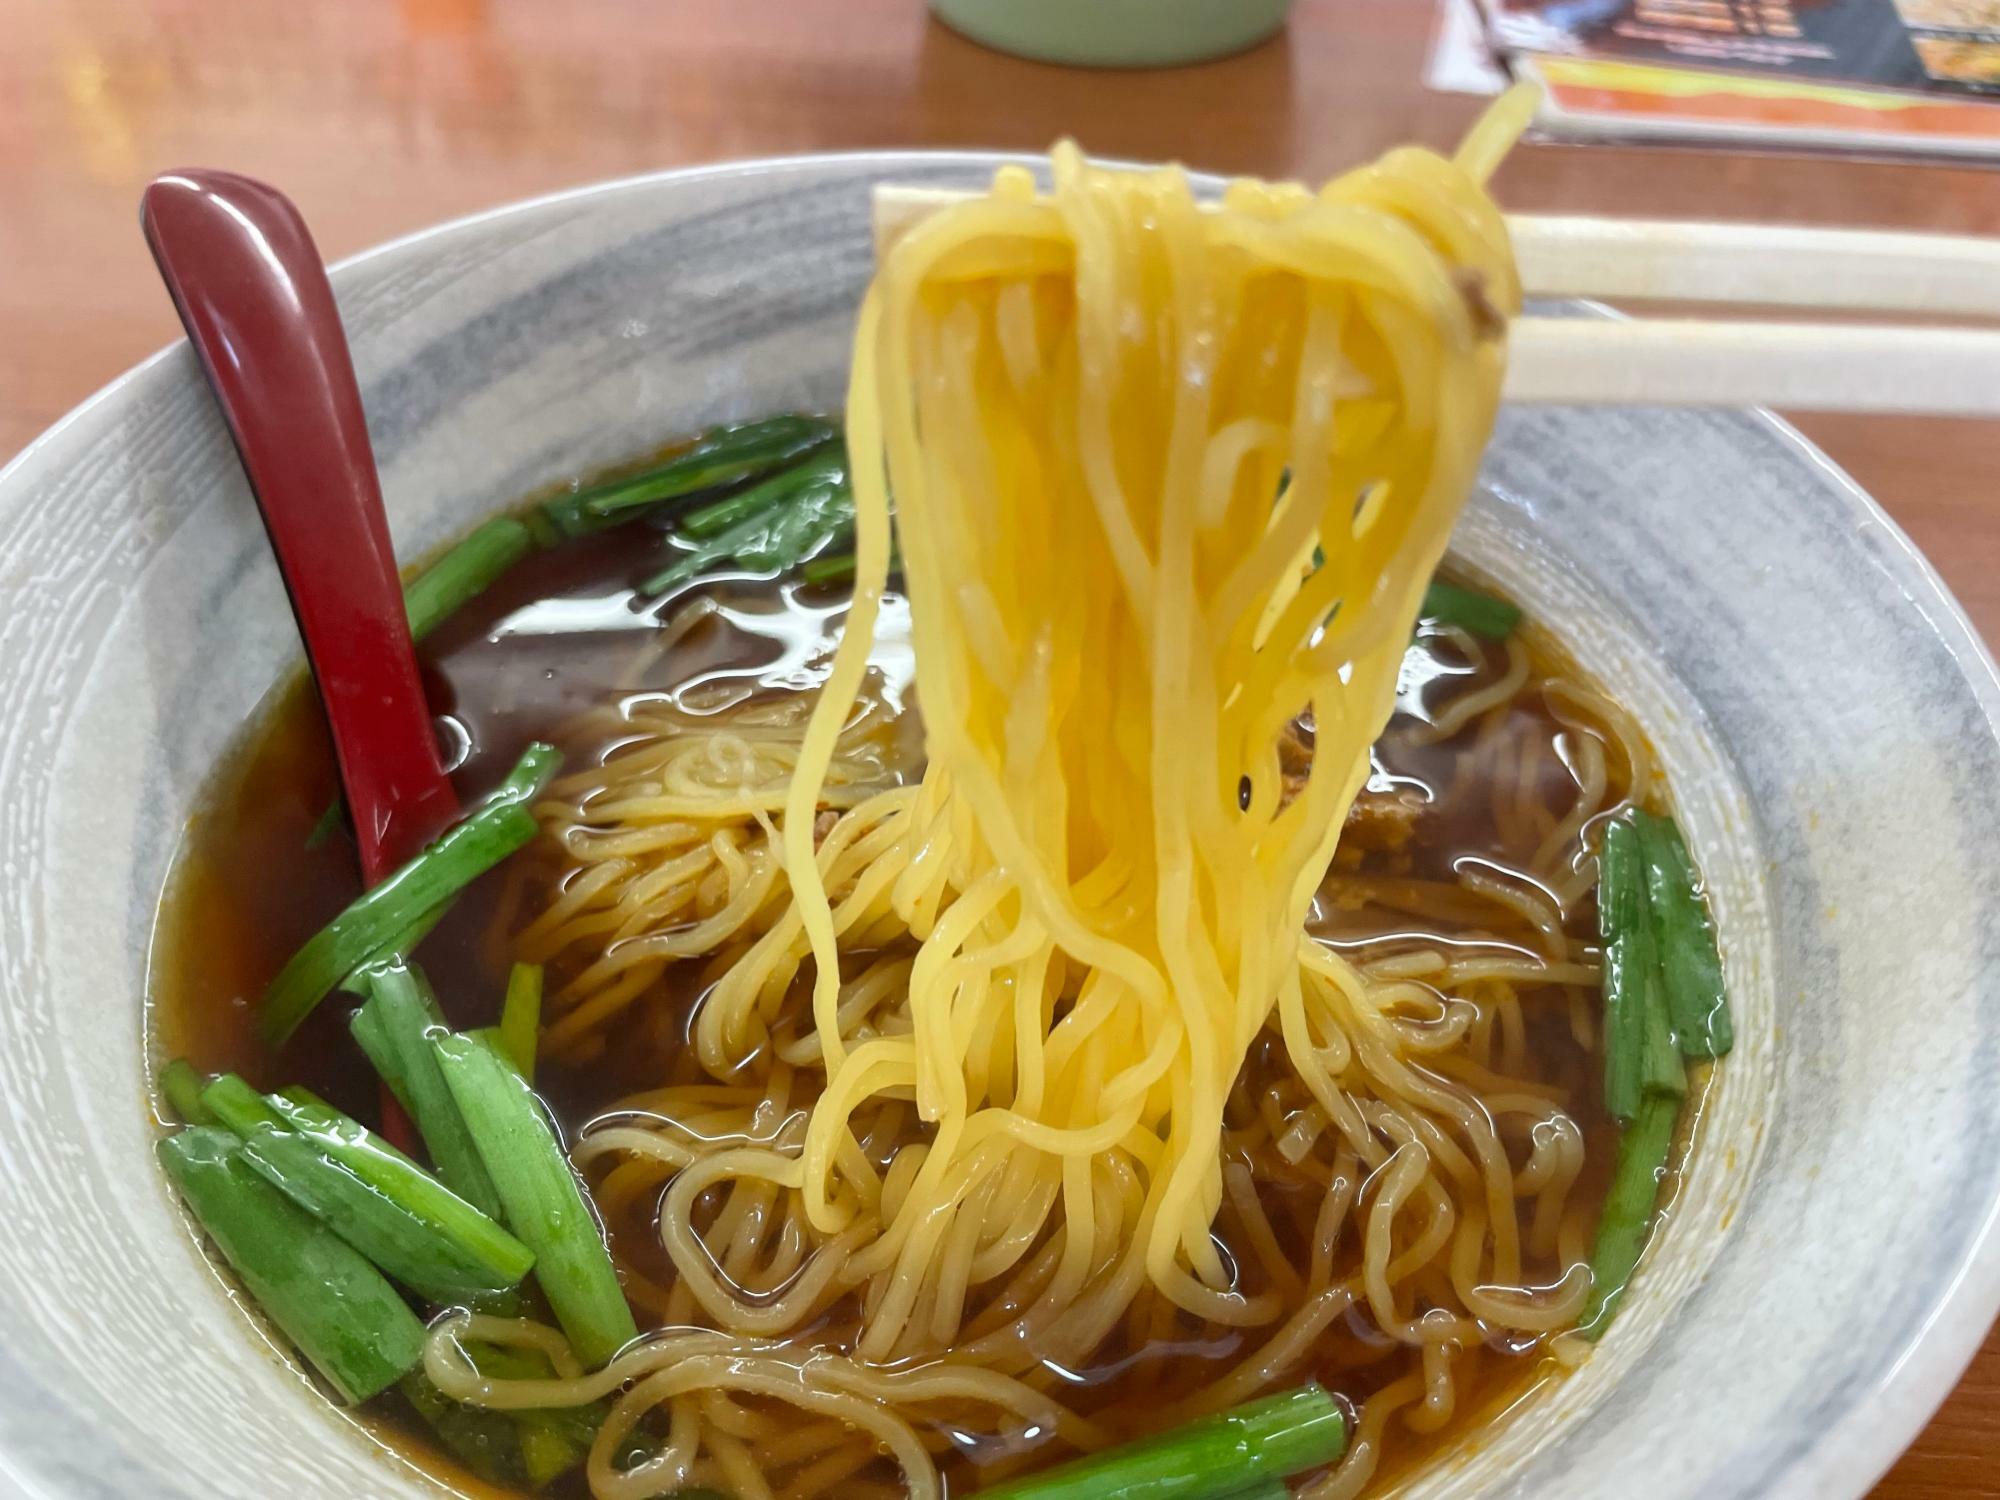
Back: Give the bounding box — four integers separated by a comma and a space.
929, 0, 1292, 67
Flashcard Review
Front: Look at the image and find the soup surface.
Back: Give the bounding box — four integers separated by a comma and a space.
152, 476, 1707, 1498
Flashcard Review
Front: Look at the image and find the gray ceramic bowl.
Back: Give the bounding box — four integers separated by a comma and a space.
0, 153, 1996, 1500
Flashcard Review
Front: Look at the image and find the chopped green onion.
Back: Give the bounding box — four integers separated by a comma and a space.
160, 1059, 215, 1125
265, 802, 531, 1042
199, 1074, 286, 1132
800, 551, 859, 586
1419, 579, 1521, 641
458, 1342, 596, 1486
976, 1384, 1345, 1500
1596, 817, 1648, 1124
159, 1127, 424, 1403
1579, 1092, 1679, 1338
475, 1343, 607, 1464
400, 1344, 595, 1489
1634, 809, 1734, 1058
261, 744, 560, 1046
407, 517, 538, 643
201, 1074, 535, 1306
481, 742, 562, 812
729, 477, 851, 574
800, 541, 904, 587
468, 1338, 574, 1381
1599, 814, 1686, 1112
304, 798, 344, 852
501, 963, 544, 1082
640, 456, 854, 596
350, 900, 457, 991
1638, 952, 1687, 1103
354, 962, 505, 1220
260, 1085, 532, 1291
434, 1030, 638, 1367
539, 415, 838, 539
400, 1370, 529, 1488
678, 446, 845, 539
520, 1420, 584, 1489
351, 984, 396, 1067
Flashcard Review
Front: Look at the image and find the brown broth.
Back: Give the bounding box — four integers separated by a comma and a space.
150, 493, 1698, 1499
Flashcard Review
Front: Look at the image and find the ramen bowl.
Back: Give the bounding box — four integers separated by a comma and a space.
0, 153, 1996, 1500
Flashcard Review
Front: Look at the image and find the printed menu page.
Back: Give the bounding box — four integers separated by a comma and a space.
1483, 0, 2000, 155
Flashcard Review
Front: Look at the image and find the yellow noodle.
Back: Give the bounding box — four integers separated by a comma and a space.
488, 89, 1665, 1500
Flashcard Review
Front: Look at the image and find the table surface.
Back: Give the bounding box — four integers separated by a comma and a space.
4, 0, 1998, 1492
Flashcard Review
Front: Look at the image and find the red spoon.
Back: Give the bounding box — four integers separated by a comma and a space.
141, 170, 459, 884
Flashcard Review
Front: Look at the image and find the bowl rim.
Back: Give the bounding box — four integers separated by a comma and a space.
1627, 407, 2000, 1499
5, 147, 2000, 1500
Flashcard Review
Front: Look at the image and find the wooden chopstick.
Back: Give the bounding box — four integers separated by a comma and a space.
1511, 217, 2000, 412
871, 185, 2000, 415
1507, 319, 2000, 416
1508, 215, 2000, 319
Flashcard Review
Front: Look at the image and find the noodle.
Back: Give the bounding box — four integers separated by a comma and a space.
787, 99, 1517, 1328
481, 88, 1625, 1500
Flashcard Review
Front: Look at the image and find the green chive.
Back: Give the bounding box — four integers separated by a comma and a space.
1634, 810, 1734, 1058
800, 541, 905, 588
261, 745, 560, 1046
500, 963, 543, 1083
201, 1074, 535, 1306
800, 551, 858, 586
304, 798, 345, 852
405, 1340, 603, 1487
159, 1127, 424, 1403
1600, 814, 1687, 1107
539, 415, 838, 539
353, 962, 505, 1220
976, 1384, 1345, 1500
678, 446, 845, 539
160, 1059, 215, 1125
1579, 1092, 1679, 1338
433, 1031, 638, 1367
406, 517, 538, 643
639, 458, 854, 596
400, 1370, 527, 1488
520, 1420, 584, 1488
1638, 947, 1687, 1103
1596, 816, 1649, 1124
474, 1342, 606, 1461
1419, 579, 1521, 641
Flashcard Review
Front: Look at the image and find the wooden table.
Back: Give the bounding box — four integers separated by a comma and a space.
3, 0, 1997, 1492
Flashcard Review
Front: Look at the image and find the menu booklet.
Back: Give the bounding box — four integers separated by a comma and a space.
1479, 0, 2000, 158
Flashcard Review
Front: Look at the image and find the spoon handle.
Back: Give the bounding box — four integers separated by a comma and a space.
142, 170, 458, 883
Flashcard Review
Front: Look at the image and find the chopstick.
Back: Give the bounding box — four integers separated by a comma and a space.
872, 187, 2000, 416
1507, 215, 2000, 319
1506, 319, 2000, 417
1509, 215, 2000, 414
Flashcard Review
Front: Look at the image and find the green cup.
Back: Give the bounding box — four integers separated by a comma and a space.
931, 0, 1293, 68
